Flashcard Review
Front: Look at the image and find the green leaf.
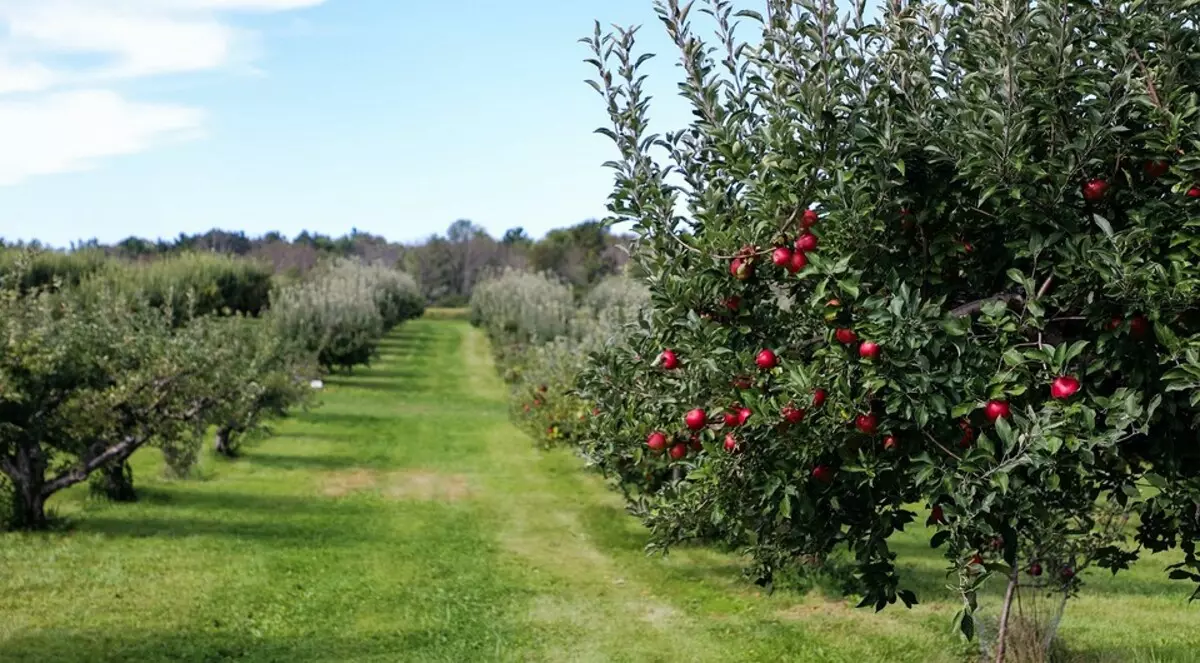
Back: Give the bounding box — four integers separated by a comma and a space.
959, 611, 976, 640
1093, 214, 1115, 238
993, 471, 1010, 494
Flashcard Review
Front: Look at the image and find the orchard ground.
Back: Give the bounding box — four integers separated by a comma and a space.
0, 314, 1196, 662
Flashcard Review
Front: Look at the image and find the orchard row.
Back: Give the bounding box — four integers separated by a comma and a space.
0, 250, 424, 529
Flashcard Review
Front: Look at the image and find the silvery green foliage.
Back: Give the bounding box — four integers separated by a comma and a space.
469, 269, 648, 449
469, 268, 577, 345
270, 258, 423, 371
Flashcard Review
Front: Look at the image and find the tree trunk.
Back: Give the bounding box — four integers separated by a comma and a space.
90, 461, 137, 502
994, 565, 1021, 663
214, 424, 240, 457
8, 444, 49, 529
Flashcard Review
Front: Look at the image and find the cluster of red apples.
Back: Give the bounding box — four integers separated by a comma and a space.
639, 191, 1141, 488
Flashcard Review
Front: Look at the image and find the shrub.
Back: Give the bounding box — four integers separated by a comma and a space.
78, 252, 274, 325
270, 258, 422, 372
0, 247, 111, 293
470, 269, 649, 449
469, 268, 576, 347
582, 0, 1200, 656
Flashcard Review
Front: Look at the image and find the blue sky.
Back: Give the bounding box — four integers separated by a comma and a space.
0, 0, 706, 248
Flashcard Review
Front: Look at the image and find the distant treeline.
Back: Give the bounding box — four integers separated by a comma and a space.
2, 219, 635, 307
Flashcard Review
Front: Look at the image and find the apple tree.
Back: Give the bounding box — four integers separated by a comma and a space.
581, 0, 1200, 656
0, 276, 314, 528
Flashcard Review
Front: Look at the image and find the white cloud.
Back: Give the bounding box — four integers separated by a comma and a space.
0, 0, 325, 185
0, 90, 204, 184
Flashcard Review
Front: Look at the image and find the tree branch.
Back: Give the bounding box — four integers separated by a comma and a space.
950, 294, 1024, 318
40, 434, 147, 496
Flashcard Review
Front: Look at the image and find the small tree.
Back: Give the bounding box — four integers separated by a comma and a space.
583, 0, 1200, 658
0, 282, 267, 528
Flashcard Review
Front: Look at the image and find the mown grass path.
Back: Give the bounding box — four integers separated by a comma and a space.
1, 317, 1197, 662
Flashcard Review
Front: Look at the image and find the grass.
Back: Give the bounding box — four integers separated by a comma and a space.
1, 318, 1197, 662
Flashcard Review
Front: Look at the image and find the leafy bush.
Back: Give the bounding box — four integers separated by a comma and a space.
78, 252, 274, 325
469, 268, 576, 347
580, 0, 1200, 656
270, 258, 423, 372
0, 247, 112, 293
470, 269, 649, 449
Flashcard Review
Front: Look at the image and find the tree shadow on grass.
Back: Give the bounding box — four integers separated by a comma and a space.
289, 411, 401, 428
0, 627, 511, 663
66, 513, 374, 548
67, 487, 383, 547
241, 450, 365, 472
328, 376, 427, 395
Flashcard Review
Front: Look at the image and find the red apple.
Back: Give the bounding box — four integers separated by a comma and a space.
724, 434, 740, 454
685, 408, 707, 431
1061, 567, 1075, 579
782, 404, 806, 424
661, 349, 679, 370
756, 349, 778, 370
826, 298, 841, 308
1130, 315, 1150, 338
990, 536, 1004, 551
855, 413, 878, 435
732, 375, 753, 390
1050, 376, 1080, 400
738, 407, 753, 425
771, 246, 793, 268
984, 400, 1011, 422
858, 341, 881, 360
812, 465, 835, 484
835, 328, 858, 345
689, 435, 703, 452
930, 505, 946, 525
592, 408, 601, 416
1107, 316, 1122, 331
812, 388, 827, 409
970, 554, 984, 566
646, 431, 667, 452
1028, 562, 1043, 577
730, 258, 753, 280
1082, 178, 1109, 202
1189, 186, 1200, 199
961, 241, 974, 254
882, 435, 898, 451
795, 233, 819, 252
787, 250, 807, 273
959, 419, 975, 448
669, 443, 687, 460
724, 296, 741, 311
802, 209, 819, 228
723, 410, 740, 427
1144, 160, 1169, 178
538, 384, 548, 393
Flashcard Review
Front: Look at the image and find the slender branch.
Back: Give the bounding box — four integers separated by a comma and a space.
994, 565, 1021, 663
951, 294, 1024, 318
1129, 48, 1162, 110
1036, 275, 1054, 299
926, 432, 962, 461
